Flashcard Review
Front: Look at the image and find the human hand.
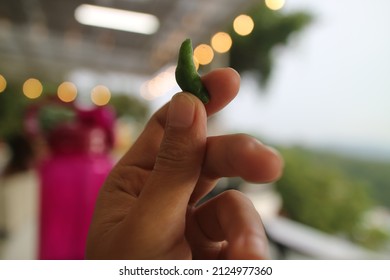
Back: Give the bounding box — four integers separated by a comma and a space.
86, 68, 283, 259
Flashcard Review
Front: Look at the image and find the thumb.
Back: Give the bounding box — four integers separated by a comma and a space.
139, 92, 207, 218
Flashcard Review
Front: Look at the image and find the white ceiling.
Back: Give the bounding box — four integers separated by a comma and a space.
0, 0, 258, 83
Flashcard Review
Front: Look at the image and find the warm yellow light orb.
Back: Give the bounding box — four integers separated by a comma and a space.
193, 55, 200, 71
211, 32, 232, 53
91, 85, 111, 106
57, 82, 78, 102
233, 14, 254, 36
265, 0, 285, 11
194, 44, 214, 65
0, 75, 6, 93
23, 78, 43, 99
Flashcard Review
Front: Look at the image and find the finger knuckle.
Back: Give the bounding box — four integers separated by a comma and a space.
155, 136, 193, 171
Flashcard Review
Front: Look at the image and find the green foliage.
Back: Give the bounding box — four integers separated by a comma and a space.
0, 84, 30, 140
229, 3, 312, 88
38, 105, 76, 133
327, 157, 390, 208
354, 227, 390, 250
275, 146, 389, 248
108, 94, 149, 122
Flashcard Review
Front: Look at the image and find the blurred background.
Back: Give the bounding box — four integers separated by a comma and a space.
0, 0, 389, 259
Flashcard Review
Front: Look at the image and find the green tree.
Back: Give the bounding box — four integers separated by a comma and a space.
274, 147, 386, 248
229, 3, 312, 88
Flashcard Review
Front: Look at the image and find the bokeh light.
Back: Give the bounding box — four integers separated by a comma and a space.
57, 82, 78, 102
0, 75, 6, 93
211, 32, 233, 53
23, 78, 43, 99
140, 66, 177, 100
193, 55, 200, 70
233, 14, 254, 36
91, 85, 111, 106
140, 81, 154, 100
194, 44, 214, 65
265, 0, 286, 11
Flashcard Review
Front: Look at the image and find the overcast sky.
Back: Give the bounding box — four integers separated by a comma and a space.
218, 0, 390, 156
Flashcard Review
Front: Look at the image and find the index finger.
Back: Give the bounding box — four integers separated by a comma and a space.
202, 68, 240, 116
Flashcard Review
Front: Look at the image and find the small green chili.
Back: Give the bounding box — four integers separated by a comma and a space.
175, 38, 210, 104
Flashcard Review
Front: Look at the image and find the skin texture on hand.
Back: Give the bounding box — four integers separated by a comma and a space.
86, 68, 283, 260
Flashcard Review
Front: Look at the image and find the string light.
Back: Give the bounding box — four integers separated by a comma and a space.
194, 44, 214, 65
265, 0, 285, 11
193, 56, 200, 71
0, 75, 6, 93
233, 14, 254, 36
91, 85, 111, 106
57, 81, 78, 102
211, 32, 232, 53
23, 78, 43, 99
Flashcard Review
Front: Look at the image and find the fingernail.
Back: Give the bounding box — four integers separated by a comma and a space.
168, 93, 195, 128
